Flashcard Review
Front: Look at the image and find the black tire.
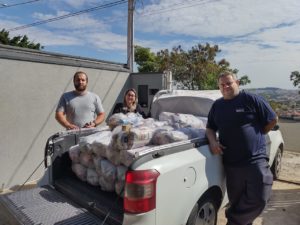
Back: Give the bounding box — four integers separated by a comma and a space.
271, 148, 282, 180
186, 195, 218, 225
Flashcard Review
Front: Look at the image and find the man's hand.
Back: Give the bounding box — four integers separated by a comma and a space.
206, 128, 225, 155
66, 123, 79, 130
83, 121, 96, 128
55, 111, 79, 130
263, 117, 278, 134
209, 141, 226, 155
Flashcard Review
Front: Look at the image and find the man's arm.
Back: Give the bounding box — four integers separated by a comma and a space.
263, 117, 278, 134
206, 128, 225, 155
94, 112, 105, 126
55, 111, 79, 130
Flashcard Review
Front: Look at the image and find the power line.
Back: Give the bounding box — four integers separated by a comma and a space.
8, 0, 127, 31
7, 0, 215, 32
67, 0, 214, 28
0, 0, 40, 9
104, 0, 215, 24
136, 0, 218, 17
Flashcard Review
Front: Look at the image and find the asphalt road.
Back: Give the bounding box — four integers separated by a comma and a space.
278, 119, 300, 153
217, 180, 300, 225
217, 151, 300, 225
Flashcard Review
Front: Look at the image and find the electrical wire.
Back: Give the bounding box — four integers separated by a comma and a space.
7, 0, 216, 32
79, 0, 216, 28
8, 0, 128, 31
7, 0, 218, 31
135, 0, 218, 17
92, 0, 212, 25
0, 0, 40, 9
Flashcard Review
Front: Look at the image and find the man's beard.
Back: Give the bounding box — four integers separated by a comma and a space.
75, 83, 87, 92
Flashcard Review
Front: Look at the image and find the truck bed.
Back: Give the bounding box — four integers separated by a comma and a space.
0, 162, 124, 225
0, 185, 105, 225
52, 151, 124, 225
54, 176, 123, 225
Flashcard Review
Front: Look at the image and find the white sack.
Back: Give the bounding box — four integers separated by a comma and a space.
69, 144, 81, 163
101, 159, 117, 181
91, 131, 112, 158
153, 120, 169, 128
99, 176, 115, 192
72, 163, 87, 182
97, 160, 117, 191
79, 133, 97, 154
93, 156, 103, 176
120, 145, 153, 167
79, 131, 112, 155
112, 126, 155, 151
151, 130, 189, 145
159, 112, 205, 129
158, 111, 174, 125
124, 112, 144, 127
87, 168, 99, 186
79, 152, 94, 169
116, 165, 127, 182
108, 112, 144, 130
197, 116, 208, 127
108, 113, 128, 130
178, 127, 206, 139
106, 148, 121, 165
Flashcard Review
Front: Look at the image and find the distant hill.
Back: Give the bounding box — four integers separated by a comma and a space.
244, 88, 300, 103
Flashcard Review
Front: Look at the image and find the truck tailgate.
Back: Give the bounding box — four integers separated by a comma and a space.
0, 186, 105, 225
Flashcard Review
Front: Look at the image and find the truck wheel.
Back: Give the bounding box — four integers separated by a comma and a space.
271, 148, 282, 180
186, 196, 217, 225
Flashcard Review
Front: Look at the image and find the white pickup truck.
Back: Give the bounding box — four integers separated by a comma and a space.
0, 90, 284, 225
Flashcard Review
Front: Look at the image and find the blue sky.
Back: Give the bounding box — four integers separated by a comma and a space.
1, 0, 300, 89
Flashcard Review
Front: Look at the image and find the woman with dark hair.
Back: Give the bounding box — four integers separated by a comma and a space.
113, 88, 146, 118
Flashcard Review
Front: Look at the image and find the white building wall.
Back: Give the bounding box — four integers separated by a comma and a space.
0, 45, 130, 190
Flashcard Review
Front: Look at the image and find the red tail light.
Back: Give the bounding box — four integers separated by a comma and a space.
124, 169, 160, 214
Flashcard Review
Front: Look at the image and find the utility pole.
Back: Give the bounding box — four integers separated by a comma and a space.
127, 0, 134, 72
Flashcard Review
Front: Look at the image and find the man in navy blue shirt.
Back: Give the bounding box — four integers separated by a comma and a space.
206, 71, 277, 225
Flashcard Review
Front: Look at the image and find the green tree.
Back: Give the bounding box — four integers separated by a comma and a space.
134, 44, 250, 90
290, 70, 300, 93
134, 45, 159, 72
0, 28, 43, 50
268, 100, 284, 113
239, 75, 251, 86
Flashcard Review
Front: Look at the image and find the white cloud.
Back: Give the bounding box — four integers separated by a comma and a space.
1, 0, 299, 89
0, 20, 83, 46
0, 19, 127, 50
47, 0, 99, 10
63, 0, 91, 8
136, 0, 300, 38
62, 0, 100, 9
133, 0, 300, 89
88, 32, 127, 50
32, 10, 109, 31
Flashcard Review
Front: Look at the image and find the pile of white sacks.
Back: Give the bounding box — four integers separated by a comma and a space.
69, 112, 207, 196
